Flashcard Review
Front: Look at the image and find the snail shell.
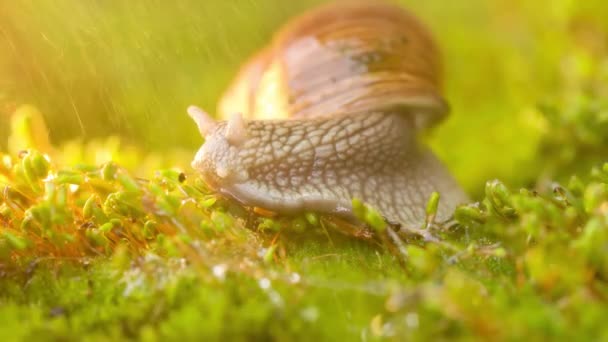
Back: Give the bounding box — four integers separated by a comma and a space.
190, 2, 468, 227
219, 2, 447, 129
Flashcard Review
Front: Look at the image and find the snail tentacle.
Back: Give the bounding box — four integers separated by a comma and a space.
188, 105, 217, 138
224, 112, 249, 146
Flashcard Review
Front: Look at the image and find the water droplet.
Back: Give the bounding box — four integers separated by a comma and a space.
212, 264, 227, 280
405, 312, 419, 328
289, 272, 301, 284
300, 306, 319, 322
258, 277, 271, 289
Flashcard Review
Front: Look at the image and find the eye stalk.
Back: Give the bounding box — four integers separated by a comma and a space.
187, 105, 217, 138
224, 112, 248, 146
188, 105, 248, 147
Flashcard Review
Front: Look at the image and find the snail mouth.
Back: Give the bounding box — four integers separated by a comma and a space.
195, 170, 221, 193
191, 155, 228, 193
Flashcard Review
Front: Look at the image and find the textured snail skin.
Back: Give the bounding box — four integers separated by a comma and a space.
191, 110, 467, 226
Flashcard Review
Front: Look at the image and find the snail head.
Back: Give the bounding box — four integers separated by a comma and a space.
188, 105, 250, 188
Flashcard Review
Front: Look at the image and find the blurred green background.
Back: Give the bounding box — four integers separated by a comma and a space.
1, 0, 608, 196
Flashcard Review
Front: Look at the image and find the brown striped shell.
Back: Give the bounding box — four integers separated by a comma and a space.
218, 2, 447, 130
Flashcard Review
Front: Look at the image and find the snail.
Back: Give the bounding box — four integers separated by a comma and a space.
188, 2, 468, 227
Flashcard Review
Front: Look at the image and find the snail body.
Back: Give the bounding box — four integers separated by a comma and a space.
189, 2, 468, 227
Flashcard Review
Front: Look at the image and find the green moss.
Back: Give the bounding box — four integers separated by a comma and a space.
1, 136, 607, 339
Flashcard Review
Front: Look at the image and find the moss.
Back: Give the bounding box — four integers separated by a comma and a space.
1, 114, 607, 340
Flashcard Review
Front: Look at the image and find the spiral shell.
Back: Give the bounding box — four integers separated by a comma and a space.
219, 2, 447, 130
